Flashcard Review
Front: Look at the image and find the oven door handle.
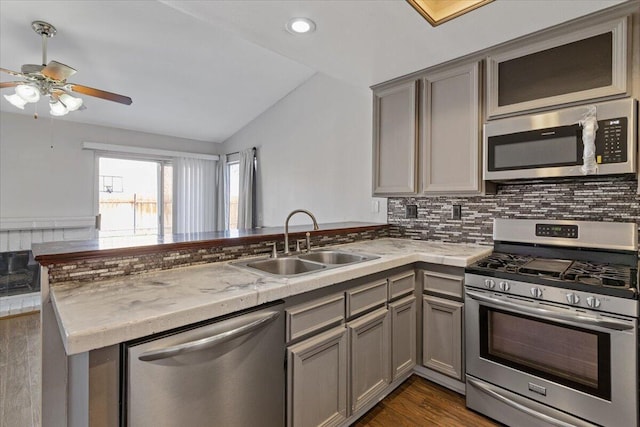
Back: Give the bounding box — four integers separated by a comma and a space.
465, 290, 634, 331
467, 377, 594, 427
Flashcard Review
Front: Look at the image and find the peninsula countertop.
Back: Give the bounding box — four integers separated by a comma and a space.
50, 238, 492, 355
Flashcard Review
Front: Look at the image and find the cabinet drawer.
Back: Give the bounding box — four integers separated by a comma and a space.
388, 271, 415, 300
286, 294, 345, 343
346, 280, 388, 319
423, 271, 463, 299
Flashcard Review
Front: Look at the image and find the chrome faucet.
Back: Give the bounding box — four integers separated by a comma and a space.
284, 209, 319, 255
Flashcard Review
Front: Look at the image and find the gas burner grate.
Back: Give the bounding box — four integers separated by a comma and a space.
563, 261, 633, 288
473, 253, 532, 272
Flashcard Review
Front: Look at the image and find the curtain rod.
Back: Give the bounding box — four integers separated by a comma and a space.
226, 147, 256, 156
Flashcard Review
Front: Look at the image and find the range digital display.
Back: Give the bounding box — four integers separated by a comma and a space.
535, 224, 578, 238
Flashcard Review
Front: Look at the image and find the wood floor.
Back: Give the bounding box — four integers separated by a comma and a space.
0, 312, 41, 427
1, 313, 499, 427
354, 375, 501, 427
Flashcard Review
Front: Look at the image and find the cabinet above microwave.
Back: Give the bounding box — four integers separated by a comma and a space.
483, 98, 637, 182
486, 16, 629, 118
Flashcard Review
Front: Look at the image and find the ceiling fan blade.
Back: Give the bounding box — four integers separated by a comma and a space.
41, 60, 77, 81
21, 64, 45, 75
69, 84, 132, 105
0, 81, 22, 89
1, 67, 26, 78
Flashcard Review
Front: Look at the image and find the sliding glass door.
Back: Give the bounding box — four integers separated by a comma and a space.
97, 157, 172, 238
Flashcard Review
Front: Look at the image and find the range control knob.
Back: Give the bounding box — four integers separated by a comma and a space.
484, 279, 495, 289
586, 296, 601, 308
566, 293, 580, 305
499, 281, 510, 292
530, 287, 543, 298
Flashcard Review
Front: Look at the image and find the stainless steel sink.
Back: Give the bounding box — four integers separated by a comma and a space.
298, 250, 371, 265
245, 258, 326, 276
234, 250, 378, 278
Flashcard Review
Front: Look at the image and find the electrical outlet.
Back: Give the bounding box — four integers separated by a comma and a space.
452, 204, 462, 220
406, 205, 418, 219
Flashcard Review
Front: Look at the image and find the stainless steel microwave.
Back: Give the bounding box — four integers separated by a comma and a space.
483, 98, 637, 181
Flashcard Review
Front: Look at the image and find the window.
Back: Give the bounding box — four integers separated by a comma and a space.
98, 157, 172, 237
228, 161, 240, 230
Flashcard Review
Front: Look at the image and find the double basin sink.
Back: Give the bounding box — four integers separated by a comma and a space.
234, 250, 379, 278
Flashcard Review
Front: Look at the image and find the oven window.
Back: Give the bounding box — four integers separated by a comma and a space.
480, 306, 611, 400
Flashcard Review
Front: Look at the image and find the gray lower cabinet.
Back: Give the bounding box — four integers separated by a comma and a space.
287, 326, 349, 427
390, 295, 417, 380
286, 269, 417, 426
348, 307, 391, 413
422, 295, 464, 380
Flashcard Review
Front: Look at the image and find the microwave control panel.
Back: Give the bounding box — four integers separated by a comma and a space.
595, 117, 627, 164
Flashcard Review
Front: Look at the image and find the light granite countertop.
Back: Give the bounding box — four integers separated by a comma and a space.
50, 238, 492, 355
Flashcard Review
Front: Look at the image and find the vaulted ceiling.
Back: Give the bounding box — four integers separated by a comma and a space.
0, 0, 626, 143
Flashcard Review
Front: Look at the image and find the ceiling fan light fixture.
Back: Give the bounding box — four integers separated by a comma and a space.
4, 93, 28, 109
59, 93, 83, 111
49, 99, 68, 116
1, 20, 132, 118
286, 17, 316, 34
15, 84, 40, 103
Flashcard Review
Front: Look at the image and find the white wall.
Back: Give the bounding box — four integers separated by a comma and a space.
0, 112, 221, 219
222, 73, 387, 227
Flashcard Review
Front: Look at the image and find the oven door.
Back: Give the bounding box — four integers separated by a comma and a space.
465, 289, 638, 427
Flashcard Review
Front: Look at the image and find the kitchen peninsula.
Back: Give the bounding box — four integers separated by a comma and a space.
34, 222, 491, 427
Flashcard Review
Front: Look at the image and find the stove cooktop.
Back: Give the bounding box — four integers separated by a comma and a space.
466, 252, 638, 298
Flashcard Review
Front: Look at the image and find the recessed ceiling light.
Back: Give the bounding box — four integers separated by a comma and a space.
286, 17, 316, 34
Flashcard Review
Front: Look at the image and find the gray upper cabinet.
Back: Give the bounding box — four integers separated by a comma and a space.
487, 16, 629, 118
420, 61, 482, 194
372, 80, 418, 195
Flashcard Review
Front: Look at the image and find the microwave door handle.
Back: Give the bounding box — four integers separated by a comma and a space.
138, 310, 280, 362
465, 290, 634, 331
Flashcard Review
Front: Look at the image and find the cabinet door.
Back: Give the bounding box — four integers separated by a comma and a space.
348, 307, 391, 413
487, 16, 628, 117
420, 61, 481, 194
288, 326, 348, 427
390, 295, 416, 380
423, 295, 464, 380
372, 80, 418, 195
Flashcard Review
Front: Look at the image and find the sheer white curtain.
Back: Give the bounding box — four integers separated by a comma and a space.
173, 157, 217, 234
237, 148, 256, 229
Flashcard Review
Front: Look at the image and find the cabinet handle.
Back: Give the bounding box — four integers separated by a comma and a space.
138, 311, 280, 362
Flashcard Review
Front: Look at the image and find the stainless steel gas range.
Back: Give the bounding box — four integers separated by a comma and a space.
464, 219, 638, 427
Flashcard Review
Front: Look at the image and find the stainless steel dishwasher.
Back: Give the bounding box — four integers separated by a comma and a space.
124, 301, 285, 427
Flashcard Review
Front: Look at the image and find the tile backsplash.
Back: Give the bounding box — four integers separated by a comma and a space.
46, 227, 389, 284
388, 177, 639, 245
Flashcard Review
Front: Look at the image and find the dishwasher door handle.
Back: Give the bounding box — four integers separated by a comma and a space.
138, 310, 280, 362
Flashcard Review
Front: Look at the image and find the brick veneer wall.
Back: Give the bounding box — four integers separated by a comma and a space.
388, 177, 639, 245
47, 227, 390, 284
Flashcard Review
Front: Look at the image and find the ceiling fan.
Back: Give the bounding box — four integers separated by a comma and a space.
1, 20, 132, 117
